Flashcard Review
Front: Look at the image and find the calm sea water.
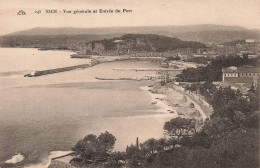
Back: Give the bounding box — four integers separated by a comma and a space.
0, 48, 173, 167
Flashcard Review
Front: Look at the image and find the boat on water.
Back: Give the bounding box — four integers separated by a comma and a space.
151, 101, 157, 105
24, 71, 36, 77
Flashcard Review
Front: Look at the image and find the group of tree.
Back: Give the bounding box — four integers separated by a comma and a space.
71, 131, 116, 166
184, 81, 217, 103
176, 55, 258, 82
188, 57, 211, 64
165, 56, 180, 61
71, 85, 259, 168
122, 84, 259, 167
92, 34, 206, 53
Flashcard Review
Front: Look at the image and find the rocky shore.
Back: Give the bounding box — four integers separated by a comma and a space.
146, 82, 204, 122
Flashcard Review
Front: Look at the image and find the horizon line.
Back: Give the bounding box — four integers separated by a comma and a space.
2, 24, 260, 36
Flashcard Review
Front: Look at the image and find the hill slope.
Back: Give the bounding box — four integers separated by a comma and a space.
8, 25, 248, 36
1, 25, 259, 49
82, 34, 206, 55
0, 34, 121, 50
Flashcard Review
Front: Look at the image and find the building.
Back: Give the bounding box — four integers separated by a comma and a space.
174, 48, 194, 54
222, 66, 260, 90
179, 54, 194, 61
246, 39, 255, 43
156, 70, 176, 83
193, 54, 208, 58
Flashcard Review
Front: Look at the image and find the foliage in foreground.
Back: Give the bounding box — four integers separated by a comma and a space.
123, 86, 259, 168
71, 85, 259, 168
71, 131, 116, 165
176, 55, 258, 82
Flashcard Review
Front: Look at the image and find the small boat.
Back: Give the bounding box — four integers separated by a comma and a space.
151, 101, 157, 105
24, 71, 36, 77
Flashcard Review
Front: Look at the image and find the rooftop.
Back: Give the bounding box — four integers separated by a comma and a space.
222, 65, 260, 73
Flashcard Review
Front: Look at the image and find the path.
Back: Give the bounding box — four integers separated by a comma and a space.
167, 84, 213, 121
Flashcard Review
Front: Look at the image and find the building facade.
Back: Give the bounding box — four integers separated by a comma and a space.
222, 66, 260, 88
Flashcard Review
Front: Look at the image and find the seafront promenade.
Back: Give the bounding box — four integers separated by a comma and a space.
167, 83, 213, 120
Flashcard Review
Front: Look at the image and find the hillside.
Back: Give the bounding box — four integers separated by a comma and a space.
170, 30, 260, 43
7, 25, 248, 36
0, 25, 259, 49
82, 34, 206, 55
0, 34, 121, 50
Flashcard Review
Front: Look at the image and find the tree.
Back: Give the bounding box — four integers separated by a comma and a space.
72, 139, 86, 158
180, 136, 193, 147
141, 138, 157, 155
98, 131, 116, 153
126, 144, 144, 167
106, 152, 127, 167
71, 131, 116, 165
191, 131, 212, 149
202, 117, 236, 141
165, 137, 178, 149
156, 138, 167, 153
164, 117, 196, 141
126, 144, 140, 158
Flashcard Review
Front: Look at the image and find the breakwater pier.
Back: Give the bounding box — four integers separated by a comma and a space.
24, 63, 90, 77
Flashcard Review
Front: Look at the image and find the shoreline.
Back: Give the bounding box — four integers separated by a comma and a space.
45, 85, 179, 168
139, 86, 178, 115
0, 49, 206, 168
46, 82, 205, 168
167, 83, 213, 120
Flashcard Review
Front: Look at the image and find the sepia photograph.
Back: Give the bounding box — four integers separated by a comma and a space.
0, 0, 259, 167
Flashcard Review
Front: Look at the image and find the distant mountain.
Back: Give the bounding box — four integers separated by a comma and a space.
1, 25, 259, 49
82, 34, 206, 55
168, 30, 260, 43
7, 25, 249, 36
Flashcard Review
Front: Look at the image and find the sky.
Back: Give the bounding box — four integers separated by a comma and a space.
0, 0, 259, 35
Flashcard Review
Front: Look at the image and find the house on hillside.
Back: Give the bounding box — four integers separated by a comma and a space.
222, 66, 260, 93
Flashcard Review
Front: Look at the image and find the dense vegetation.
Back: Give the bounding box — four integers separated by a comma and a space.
176, 55, 258, 82
93, 34, 206, 52
71, 131, 116, 166
0, 34, 119, 50
70, 54, 259, 168
71, 84, 259, 167
187, 57, 210, 64
123, 85, 259, 168
222, 39, 246, 46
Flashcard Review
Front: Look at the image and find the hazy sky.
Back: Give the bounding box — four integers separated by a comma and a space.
0, 0, 259, 35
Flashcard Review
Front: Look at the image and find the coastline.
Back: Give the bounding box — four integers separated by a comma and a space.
43, 60, 206, 168
46, 82, 206, 168
0, 48, 206, 168
166, 83, 213, 120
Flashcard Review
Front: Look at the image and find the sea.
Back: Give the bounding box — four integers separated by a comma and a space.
0, 48, 176, 167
